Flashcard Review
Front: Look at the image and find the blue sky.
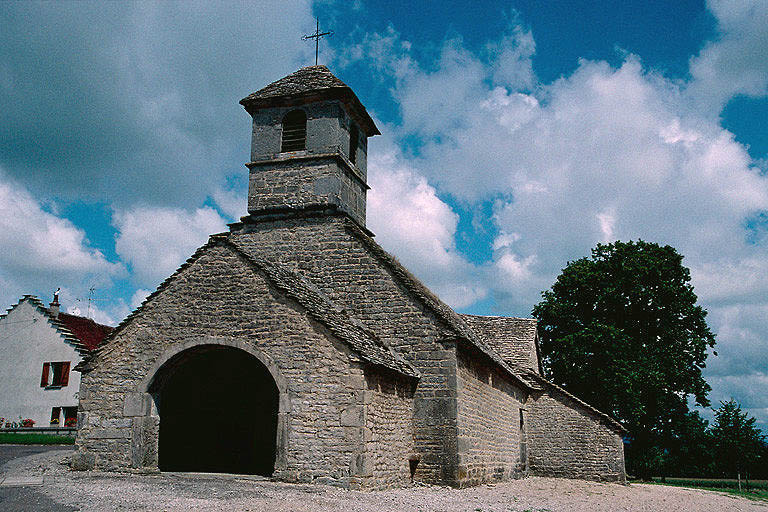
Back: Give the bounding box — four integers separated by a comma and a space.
1, 0, 766, 431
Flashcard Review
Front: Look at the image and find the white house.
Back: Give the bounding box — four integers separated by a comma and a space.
0, 294, 112, 428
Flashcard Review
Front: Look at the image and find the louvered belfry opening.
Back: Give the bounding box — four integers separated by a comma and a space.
348, 124, 358, 164
280, 109, 307, 152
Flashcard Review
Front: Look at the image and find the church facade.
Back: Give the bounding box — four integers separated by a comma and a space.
74, 66, 626, 489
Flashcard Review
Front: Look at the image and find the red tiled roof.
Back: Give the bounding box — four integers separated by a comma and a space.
57, 313, 114, 351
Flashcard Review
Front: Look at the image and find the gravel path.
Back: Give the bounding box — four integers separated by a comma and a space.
4, 448, 767, 511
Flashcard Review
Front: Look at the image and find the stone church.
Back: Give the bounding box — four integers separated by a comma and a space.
74, 66, 626, 489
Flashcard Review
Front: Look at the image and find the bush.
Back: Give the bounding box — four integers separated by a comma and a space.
0, 433, 75, 445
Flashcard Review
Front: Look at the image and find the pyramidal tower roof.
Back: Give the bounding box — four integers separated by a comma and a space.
240, 65, 380, 136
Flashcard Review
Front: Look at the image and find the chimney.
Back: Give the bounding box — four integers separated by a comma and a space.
49, 287, 60, 319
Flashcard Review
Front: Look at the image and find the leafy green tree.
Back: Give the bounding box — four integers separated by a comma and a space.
661, 410, 714, 478
532, 240, 716, 479
756, 440, 768, 479
711, 399, 766, 483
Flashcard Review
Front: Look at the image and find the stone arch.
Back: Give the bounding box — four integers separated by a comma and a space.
131, 337, 290, 474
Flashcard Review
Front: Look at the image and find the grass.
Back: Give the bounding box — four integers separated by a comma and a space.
0, 432, 75, 445
647, 477, 768, 502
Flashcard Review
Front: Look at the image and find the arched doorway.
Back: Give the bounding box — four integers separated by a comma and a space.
149, 345, 278, 475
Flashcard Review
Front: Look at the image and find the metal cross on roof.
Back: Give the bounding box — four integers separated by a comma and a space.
303, 18, 333, 66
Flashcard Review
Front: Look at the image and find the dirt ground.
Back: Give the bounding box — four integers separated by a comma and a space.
4, 448, 767, 511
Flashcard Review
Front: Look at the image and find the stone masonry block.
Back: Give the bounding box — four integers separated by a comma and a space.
70, 450, 96, 471
123, 392, 151, 417
89, 427, 131, 440
340, 406, 364, 427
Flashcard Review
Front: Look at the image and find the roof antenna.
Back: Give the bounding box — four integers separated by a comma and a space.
75, 286, 107, 319
303, 18, 333, 66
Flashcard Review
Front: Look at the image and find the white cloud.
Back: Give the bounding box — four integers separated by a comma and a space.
212, 186, 247, 222
367, 142, 486, 309
486, 21, 536, 91
0, 1, 317, 209
130, 288, 152, 310
0, 173, 123, 308
113, 206, 228, 288
353, 10, 768, 424
380, 51, 768, 312
66, 302, 117, 327
687, 0, 768, 113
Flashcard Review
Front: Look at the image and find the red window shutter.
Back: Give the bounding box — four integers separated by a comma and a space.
60, 362, 70, 387
41, 362, 50, 387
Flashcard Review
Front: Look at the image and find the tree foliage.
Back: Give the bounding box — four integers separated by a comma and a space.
711, 399, 766, 480
532, 240, 716, 478
660, 410, 714, 478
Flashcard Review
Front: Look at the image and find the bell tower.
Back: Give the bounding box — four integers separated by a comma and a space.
239, 66, 380, 228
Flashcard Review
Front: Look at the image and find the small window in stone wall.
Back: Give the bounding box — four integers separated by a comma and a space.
40, 361, 70, 388
349, 123, 359, 164
519, 408, 524, 430
281, 109, 307, 152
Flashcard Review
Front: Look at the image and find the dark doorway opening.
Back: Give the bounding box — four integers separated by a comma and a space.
153, 345, 278, 475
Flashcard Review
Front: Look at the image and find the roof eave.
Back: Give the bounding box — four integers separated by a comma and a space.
240, 87, 380, 137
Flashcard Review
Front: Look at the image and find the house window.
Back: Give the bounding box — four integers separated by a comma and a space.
63, 407, 78, 427
280, 109, 307, 152
348, 123, 358, 164
40, 361, 71, 388
50, 406, 77, 427
50, 407, 61, 425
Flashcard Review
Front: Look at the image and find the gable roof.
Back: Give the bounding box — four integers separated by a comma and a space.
335, 218, 536, 390
520, 369, 627, 434
230, 212, 538, 391
0, 295, 113, 355
243, 65, 348, 100
240, 65, 380, 136
227, 212, 536, 391
459, 315, 541, 374
79, 236, 417, 379
333, 214, 631, 433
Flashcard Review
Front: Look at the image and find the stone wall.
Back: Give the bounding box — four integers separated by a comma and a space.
526, 386, 626, 482
249, 100, 368, 178
76, 244, 406, 488
247, 155, 367, 226
360, 367, 415, 490
230, 216, 460, 484
456, 346, 527, 487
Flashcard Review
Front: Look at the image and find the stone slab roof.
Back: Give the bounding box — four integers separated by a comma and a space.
457, 313, 624, 432
0, 295, 112, 355
243, 65, 349, 100
79, 235, 417, 379
337, 217, 630, 433
335, 216, 535, 391
521, 369, 627, 434
219, 236, 417, 377
229, 212, 536, 392
240, 66, 380, 136
459, 315, 540, 374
